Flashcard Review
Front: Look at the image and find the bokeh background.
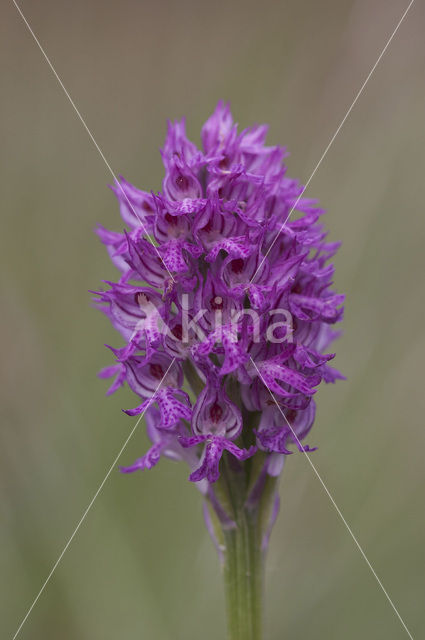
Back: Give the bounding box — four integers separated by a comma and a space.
1, 0, 424, 638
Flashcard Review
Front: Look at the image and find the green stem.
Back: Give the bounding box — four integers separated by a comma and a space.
222, 508, 263, 640
207, 449, 278, 638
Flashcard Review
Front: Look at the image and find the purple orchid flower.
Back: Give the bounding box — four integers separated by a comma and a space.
94, 99, 343, 558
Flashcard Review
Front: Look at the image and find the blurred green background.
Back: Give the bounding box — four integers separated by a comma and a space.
1, 0, 424, 638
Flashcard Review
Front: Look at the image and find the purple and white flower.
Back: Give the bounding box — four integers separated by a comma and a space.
94, 101, 344, 490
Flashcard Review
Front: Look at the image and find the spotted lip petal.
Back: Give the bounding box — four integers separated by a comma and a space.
255, 401, 317, 456
178, 434, 257, 484
95, 101, 344, 488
